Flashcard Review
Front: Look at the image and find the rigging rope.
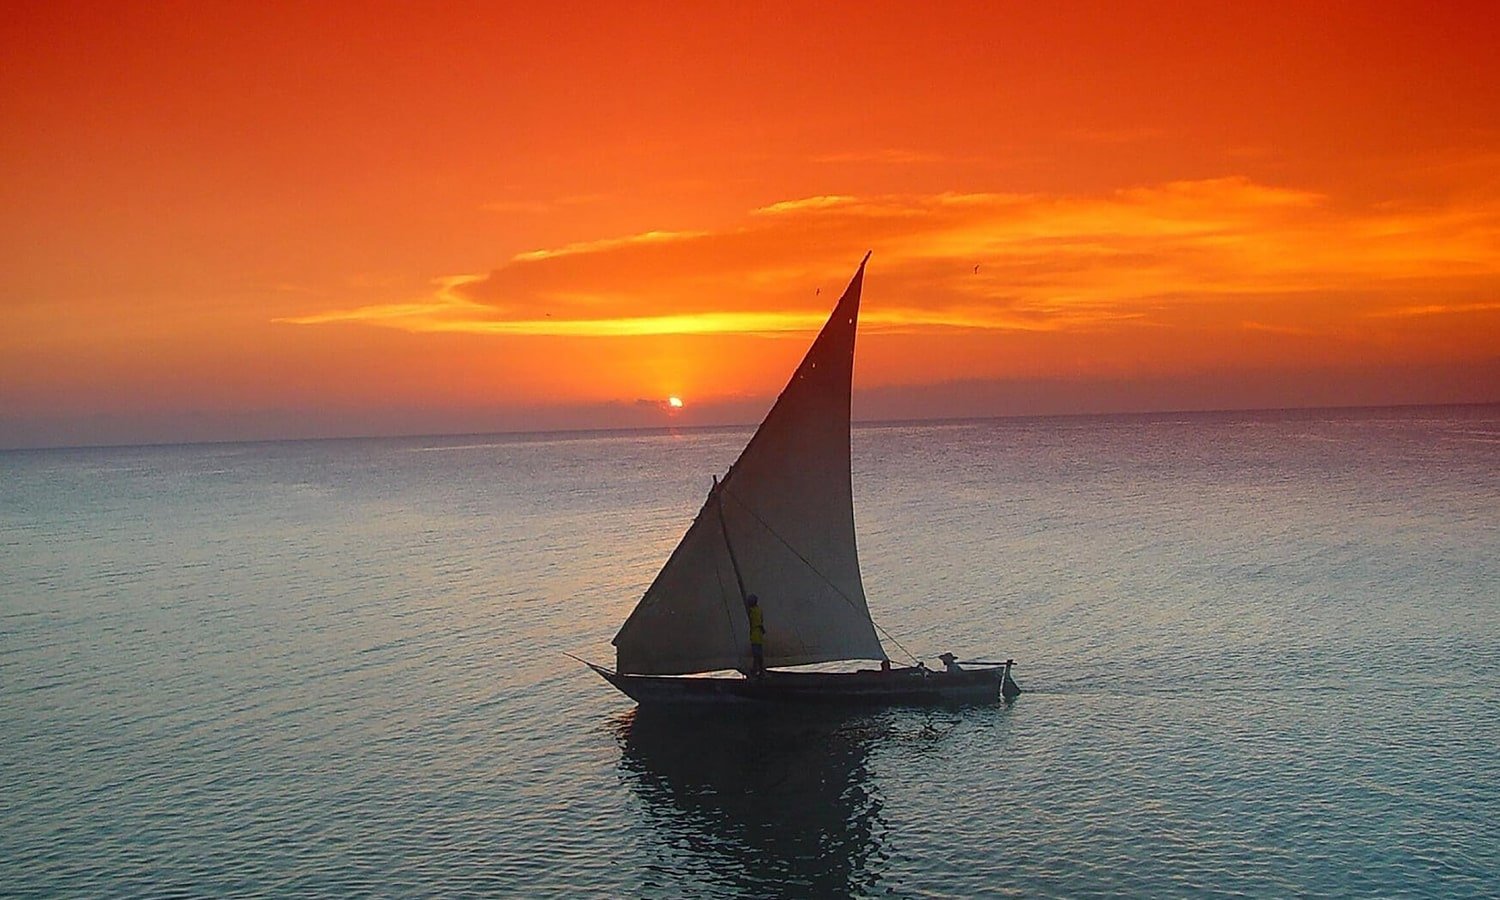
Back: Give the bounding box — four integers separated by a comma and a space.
720, 485, 922, 666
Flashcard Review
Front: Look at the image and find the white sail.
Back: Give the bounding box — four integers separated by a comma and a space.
613, 255, 886, 675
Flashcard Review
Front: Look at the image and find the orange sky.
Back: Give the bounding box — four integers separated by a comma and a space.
3, 1, 1498, 446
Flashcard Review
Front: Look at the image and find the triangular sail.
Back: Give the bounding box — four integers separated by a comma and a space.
613, 255, 886, 675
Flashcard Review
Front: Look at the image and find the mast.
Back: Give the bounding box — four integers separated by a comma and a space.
713, 475, 753, 673
712, 475, 748, 606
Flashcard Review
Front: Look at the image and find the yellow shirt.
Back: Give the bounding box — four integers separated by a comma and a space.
747, 605, 764, 645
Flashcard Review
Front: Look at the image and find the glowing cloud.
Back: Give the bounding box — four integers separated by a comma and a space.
278, 177, 1500, 344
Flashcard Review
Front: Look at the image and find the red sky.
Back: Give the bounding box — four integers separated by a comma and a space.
3, 1, 1498, 447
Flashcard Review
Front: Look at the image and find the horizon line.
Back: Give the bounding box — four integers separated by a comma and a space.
4, 398, 1495, 455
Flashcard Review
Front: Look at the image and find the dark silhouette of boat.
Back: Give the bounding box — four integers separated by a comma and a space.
585, 253, 1021, 705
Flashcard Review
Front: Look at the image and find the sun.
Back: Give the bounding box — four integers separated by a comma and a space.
667, 396, 684, 408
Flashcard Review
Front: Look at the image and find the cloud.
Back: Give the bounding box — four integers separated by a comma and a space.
509, 229, 709, 263
753, 195, 858, 215
278, 176, 1500, 339
275, 273, 488, 326
1366, 301, 1500, 318
1240, 320, 1320, 337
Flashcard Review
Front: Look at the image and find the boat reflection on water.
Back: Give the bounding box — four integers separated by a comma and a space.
615, 705, 890, 897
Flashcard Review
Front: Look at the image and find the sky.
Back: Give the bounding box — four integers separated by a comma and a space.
3, 1, 1498, 448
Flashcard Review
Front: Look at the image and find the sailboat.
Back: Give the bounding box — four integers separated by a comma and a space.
585, 253, 1021, 705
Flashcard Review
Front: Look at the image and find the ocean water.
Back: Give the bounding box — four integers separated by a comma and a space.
2, 404, 1497, 898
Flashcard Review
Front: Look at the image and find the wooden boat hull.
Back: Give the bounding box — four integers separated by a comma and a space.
587, 662, 1020, 706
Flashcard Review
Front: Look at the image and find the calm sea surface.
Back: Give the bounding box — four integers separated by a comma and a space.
2, 405, 1497, 898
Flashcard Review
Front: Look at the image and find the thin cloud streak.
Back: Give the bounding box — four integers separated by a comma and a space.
278, 176, 1500, 340
279, 305, 1104, 337
753, 195, 859, 215
509, 230, 709, 263
1367, 301, 1500, 318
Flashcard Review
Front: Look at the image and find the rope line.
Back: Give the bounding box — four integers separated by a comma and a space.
711, 529, 746, 668
720, 485, 922, 666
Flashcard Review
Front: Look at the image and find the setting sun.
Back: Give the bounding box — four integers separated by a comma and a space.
668, 397, 684, 409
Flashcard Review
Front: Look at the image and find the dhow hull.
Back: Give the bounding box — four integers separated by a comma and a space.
587, 662, 1019, 706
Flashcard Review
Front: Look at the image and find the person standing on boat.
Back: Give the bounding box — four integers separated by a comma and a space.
745, 594, 766, 676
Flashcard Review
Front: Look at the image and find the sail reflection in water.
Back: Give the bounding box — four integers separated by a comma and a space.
615, 708, 889, 897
